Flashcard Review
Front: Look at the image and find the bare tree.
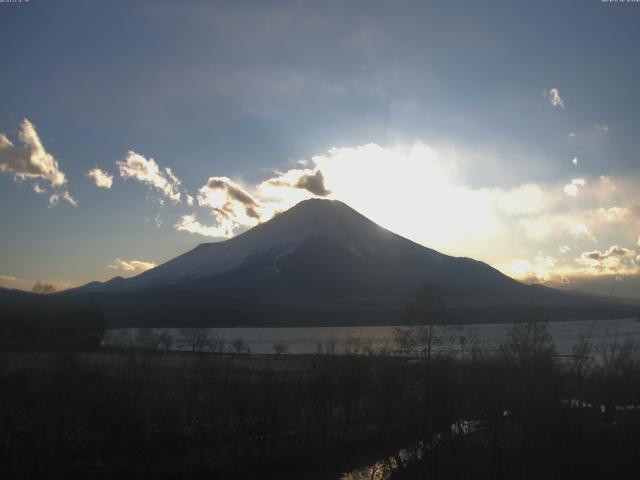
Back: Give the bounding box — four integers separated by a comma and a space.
134, 328, 161, 351
499, 319, 555, 367
393, 282, 446, 360
179, 327, 213, 353
343, 335, 363, 355
272, 340, 288, 357
210, 332, 225, 353
32, 281, 56, 294
157, 330, 174, 353
231, 337, 249, 354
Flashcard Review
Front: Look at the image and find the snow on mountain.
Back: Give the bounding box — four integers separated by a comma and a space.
65, 198, 626, 326
109, 199, 446, 290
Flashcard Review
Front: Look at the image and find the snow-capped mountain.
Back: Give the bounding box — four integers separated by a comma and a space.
67, 199, 630, 326
79, 198, 521, 297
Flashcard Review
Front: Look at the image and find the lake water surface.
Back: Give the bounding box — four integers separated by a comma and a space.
105, 317, 640, 356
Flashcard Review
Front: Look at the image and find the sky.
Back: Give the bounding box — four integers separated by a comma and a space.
1, 0, 640, 297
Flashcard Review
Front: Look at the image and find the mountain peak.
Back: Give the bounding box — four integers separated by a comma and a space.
114, 198, 420, 287
286, 197, 349, 212
78, 198, 517, 298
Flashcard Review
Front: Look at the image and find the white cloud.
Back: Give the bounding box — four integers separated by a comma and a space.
108, 258, 157, 274
172, 143, 640, 290
117, 151, 181, 202
572, 157, 578, 165
33, 184, 46, 194
596, 124, 609, 134
48, 190, 77, 207
87, 168, 114, 189
261, 168, 331, 197
175, 214, 233, 238
563, 178, 586, 197
492, 183, 545, 216
308, 143, 502, 253
597, 206, 630, 222
570, 223, 596, 243
0, 274, 27, 290
0, 119, 67, 187
186, 194, 194, 206
576, 245, 638, 275
506, 253, 558, 283
195, 176, 262, 234
544, 87, 564, 108
501, 244, 640, 286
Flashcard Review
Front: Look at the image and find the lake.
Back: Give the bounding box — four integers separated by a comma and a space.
104, 317, 640, 356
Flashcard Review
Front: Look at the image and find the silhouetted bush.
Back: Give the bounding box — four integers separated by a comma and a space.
1, 320, 640, 479
0, 294, 105, 350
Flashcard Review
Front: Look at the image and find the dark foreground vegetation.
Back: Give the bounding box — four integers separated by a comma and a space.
1, 321, 640, 479
2, 285, 640, 479
0, 292, 105, 350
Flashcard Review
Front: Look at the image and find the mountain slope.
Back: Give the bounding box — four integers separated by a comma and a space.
79, 198, 522, 297
67, 199, 633, 326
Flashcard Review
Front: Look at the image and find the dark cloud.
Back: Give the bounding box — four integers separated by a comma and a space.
207, 178, 258, 208
577, 245, 638, 275
294, 170, 331, 196
200, 176, 261, 220
582, 246, 635, 262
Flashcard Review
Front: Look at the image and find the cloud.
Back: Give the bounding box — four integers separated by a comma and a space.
543, 87, 564, 108
170, 142, 640, 295
572, 157, 578, 165
569, 223, 596, 242
177, 176, 278, 240
563, 178, 586, 197
33, 184, 46, 194
0, 119, 67, 188
580, 246, 635, 262
175, 214, 233, 238
87, 168, 114, 189
597, 206, 631, 222
576, 245, 638, 275
0, 274, 27, 290
117, 151, 182, 202
196, 176, 262, 234
493, 183, 545, 216
507, 253, 559, 283
264, 168, 331, 197
503, 245, 639, 286
0, 274, 72, 292
108, 258, 157, 273
177, 168, 327, 241
48, 190, 77, 207
595, 124, 609, 134
296, 170, 330, 196
202, 177, 259, 215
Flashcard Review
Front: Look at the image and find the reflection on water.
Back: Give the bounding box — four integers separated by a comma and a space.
341, 441, 432, 480
104, 318, 640, 356
341, 457, 398, 480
